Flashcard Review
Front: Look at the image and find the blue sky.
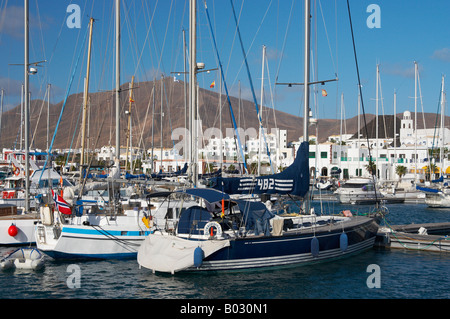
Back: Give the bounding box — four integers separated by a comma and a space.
1, 0, 450, 124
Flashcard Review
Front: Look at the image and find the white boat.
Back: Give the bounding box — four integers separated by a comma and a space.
314, 178, 335, 191
34, 189, 197, 259
416, 184, 450, 208
0, 205, 39, 245
0, 247, 45, 270
379, 181, 425, 202
334, 178, 382, 204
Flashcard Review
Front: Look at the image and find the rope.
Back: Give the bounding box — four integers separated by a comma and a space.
203, 0, 248, 173
37, 23, 89, 185
229, 0, 274, 174
346, 0, 379, 205
382, 217, 450, 251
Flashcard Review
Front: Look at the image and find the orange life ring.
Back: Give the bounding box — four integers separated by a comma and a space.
14, 167, 20, 176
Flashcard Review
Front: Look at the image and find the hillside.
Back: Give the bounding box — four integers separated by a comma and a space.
0, 78, 446, 150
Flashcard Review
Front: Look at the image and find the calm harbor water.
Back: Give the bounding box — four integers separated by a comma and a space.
1, 199, 449, 300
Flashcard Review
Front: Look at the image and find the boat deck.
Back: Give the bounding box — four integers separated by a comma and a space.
0, 212, 40, 220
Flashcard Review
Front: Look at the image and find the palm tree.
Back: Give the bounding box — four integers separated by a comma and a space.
424, 163, 439, 181
365, 159, 376, 177
395, 165, 407, 182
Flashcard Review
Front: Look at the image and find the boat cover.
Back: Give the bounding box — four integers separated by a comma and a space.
176, 188, 230, 203
137, 234, 230, 273
236, 200, 274, 236
416, 186, 440, 194
208, 142, 310, 197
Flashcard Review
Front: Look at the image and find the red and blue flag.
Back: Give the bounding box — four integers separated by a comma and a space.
51, 189, 72, 215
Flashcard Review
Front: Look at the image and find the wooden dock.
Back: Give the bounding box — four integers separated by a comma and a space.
311, 193, 425, 204
375, 222, 450, 253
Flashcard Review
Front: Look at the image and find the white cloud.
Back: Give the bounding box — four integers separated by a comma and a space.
0, 5, 52, 41
382, 63, 422, 79
432, 48, 450, 63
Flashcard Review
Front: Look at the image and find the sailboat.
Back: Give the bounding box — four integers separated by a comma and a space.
416, 74, 450, 207
34, 2, 183, 259
0, 0, 40, 246
136, 0, 383, 274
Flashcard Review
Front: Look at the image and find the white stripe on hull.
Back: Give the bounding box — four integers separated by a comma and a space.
185, 238, 375, 271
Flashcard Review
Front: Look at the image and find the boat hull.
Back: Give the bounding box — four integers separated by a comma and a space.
0, 213, 39, 246
140, 216, 379, 273
36, 224, 149, 259
191, 216, 378, 271
423, 193, 450, 208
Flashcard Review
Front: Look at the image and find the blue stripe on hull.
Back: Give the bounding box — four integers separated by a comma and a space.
40, 228, 148, 260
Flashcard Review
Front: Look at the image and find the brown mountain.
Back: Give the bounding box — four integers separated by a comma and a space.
0, 78, 445, 150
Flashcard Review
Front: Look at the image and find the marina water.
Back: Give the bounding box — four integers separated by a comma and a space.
0, 199, 449, 299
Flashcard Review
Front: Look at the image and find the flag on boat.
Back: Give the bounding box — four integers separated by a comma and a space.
322, 89, 327, 97
210, 81, 215, 88
129, 97, 135, 103
51, 189, 72, 215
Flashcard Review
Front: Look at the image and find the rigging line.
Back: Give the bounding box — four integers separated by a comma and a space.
229, 0, 274, 174
228, 0, 274, 91
417, 68, 427, 131
65, 104, 82, 166
154, 0, 174, 78
203, 0, 248, 173
223, 0, 242, 82
318, 0, 337, 76
30, 86, 49, 146
38, 23, 89, 185
91, 225, 142, 250
346, 0, 379, 203
132, 0, 159, 78
430, 82, 443, 165
163, 79, 178, 168
122, 1, 144, 77
265, 54, 278, 132
137, 86, 155, 153
377, 67, 388, 141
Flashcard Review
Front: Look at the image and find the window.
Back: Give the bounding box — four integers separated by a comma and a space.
309, 152, 316, 158
321, 152, 327, 159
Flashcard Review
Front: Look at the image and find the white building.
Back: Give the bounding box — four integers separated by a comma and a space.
309, 110, 448, 181
142, 147, 186, 173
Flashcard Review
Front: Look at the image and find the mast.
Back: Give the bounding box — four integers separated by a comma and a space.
115, 0, 121, 166
47, 84, 50, 153
219, 68, 223, 172
304, 0, 311, 204
440, 75, 445, 175
357, 87, 361, 174
81, 18, 94, 169
126, 76, 135, 173
303, 0, 311, 141
20, 85, 24, 150
376, 64, 379, 179
151, 80, 155, 173
183, 29, 188, 166
258, 45, 266, 175
189, 0, 198, 186
414, 61, 418, 181
24, 0, 30, 212
0, 89, 3, 142
160, 75, 164, 172
393, 90, 397, 177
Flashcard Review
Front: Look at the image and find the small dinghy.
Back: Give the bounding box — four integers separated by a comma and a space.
0, 248, 45, 270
